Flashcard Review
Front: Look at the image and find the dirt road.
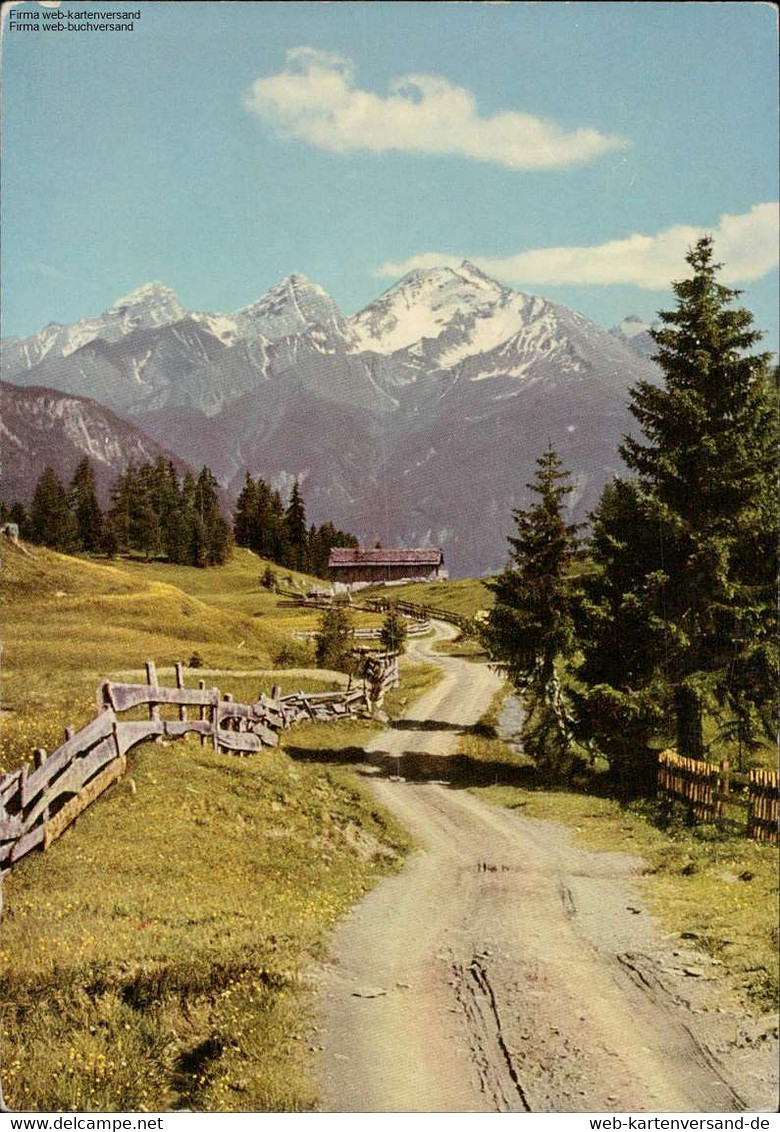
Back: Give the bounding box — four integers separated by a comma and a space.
314, 624, 777, 1113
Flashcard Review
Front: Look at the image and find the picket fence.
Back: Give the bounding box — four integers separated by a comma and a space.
0, 652, 399, 878
657, 749, 779, 843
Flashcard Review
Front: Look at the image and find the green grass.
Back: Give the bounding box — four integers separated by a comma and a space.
433, 636, 490, 661
0, 541, 445, 1111
362, 576, 493, 620
1, 738, 413, 1112
0, 544, 383, 773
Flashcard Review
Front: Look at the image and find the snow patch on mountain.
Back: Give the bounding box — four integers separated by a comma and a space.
348, 262, 511, 355
235, 273, 344, 344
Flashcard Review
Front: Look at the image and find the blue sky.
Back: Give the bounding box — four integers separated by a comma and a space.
2, 1, 778, 350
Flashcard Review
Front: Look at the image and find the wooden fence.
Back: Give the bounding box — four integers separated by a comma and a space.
292, 618, 432, 643
657, 749, 778, 843
748, 768, 780, 843
276, 590, 473, 634
363, 597, 473, 633
0, 652, 399, 878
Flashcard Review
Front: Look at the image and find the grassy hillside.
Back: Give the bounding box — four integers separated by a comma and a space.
0, 541, 434, 1111
1, 733, 413, 1111
0, 544, 382, 774
363, 576, 494, 620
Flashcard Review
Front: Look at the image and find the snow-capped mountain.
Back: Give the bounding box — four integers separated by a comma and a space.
1, 266, 661, 575
2, 283, 188, 379
610, 315, 658, 359
235, 273, 347, 344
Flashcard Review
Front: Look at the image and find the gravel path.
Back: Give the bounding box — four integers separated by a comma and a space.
314, 624, 778, 1113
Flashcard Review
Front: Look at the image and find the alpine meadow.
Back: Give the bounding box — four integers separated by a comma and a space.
1, 2, 778, 1118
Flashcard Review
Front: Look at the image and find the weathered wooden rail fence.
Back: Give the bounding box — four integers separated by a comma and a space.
657, 749, 779, 844
277, 590, 474, 634
363, 597, 473, 633
0, 653, 399, 878
292, 618, 433, 643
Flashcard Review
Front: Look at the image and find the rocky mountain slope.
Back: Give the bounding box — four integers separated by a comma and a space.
610, 314, 658, 358
2, 268, 660, 575
0, 382, 187, 506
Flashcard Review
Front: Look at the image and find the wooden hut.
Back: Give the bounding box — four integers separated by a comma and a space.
328, 547, 447, 590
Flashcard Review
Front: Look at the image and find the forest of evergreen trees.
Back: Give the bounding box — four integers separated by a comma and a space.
2, 458, 232, 567
2, 460, 358, 577
481, 238, 779, 797
232, 473, 358, 577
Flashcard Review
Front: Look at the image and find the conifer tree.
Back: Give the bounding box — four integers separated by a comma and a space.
30, 466, 77, 551
577, 238, 778, 781
233, 473, 258, 548
284, 480, 308, 571
482, 446, 581, 775
315, 605, 355, 672
624, 237, 777, 758
380, 603, 408, 655
573, 479, 671, 795
106, 464, 137, 552
483, 446, 580, 688
68, 457, 103, 552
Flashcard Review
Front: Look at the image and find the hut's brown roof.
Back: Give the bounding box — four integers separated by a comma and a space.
328, 547, 443, 568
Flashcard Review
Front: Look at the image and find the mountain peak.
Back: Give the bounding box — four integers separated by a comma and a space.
107, 281, 183, 312
349, 260, 513, 355
234, 273, 342, 343
610, 314, 657, 358
458, 259, 501, 286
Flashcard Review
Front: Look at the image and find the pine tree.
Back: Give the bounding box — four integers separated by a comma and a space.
617, 236, 778, 759
192, 466, 232, 565
315, 605, 355, 672
233, 473, 258, 548
30, 467, 77, 551
380, 603, 408, 655
68, 458, 103, 552
482, 446, 581, 775
573, 479, 672, 795
484, 446, 580, 688
284, 480, 308, 572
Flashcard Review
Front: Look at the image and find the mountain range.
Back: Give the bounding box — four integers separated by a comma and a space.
0, 381, 187, 508
1, 266, 660, 576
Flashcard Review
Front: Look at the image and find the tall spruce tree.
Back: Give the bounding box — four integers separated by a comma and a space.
482, 446, 581, 775
573, 479, 672, 795
30, 466, 77, 551
579, 237, 778, 777
68, 457, 103, 552
233, 473, 258, 548
284, 480, 308, 571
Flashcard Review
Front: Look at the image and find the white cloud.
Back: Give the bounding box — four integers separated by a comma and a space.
20, 262, 66, 281
244, 47, 625, 171
376, 203, 780, 289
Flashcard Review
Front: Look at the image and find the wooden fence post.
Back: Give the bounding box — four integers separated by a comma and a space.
717, 760, 730, 827
145, 661, 162, 742
19, 763, 28, 811
175, 662, 187, 722
749, 768, 779, 844
198, 679, 207, 747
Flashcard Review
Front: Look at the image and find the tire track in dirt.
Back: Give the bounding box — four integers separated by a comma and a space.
313, 623, 777, 1113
